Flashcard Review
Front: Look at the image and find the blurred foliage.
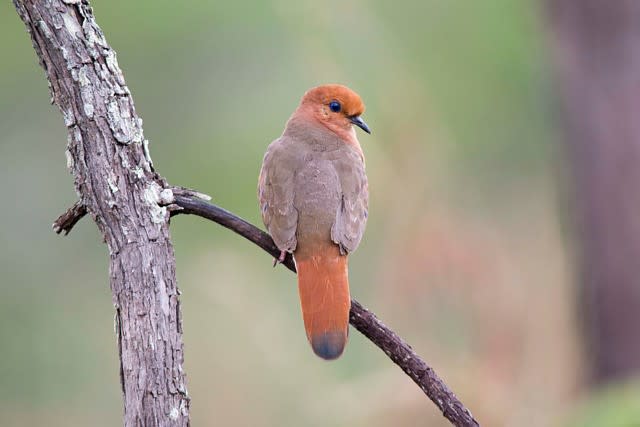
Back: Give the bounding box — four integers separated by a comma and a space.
565, 380, 640, 427
0, 0, 624, 426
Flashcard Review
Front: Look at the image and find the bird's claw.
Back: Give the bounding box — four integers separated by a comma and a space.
273, 250, 287, 267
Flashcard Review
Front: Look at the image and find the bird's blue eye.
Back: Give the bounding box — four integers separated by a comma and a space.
329, 101, 341, 113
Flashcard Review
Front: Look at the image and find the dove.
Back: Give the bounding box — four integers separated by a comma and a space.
258, 84, 370, 359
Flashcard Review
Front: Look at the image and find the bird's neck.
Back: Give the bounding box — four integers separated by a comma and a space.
284, 109, 364, 159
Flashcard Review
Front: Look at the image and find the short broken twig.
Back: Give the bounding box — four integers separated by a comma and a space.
53, 200, 87, 235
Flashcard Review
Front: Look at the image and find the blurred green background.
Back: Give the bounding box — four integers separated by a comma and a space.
1, 1, 635, 426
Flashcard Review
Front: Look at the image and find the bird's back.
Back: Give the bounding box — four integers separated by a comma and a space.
258, 84, 369, 359
260, 130, 366, 256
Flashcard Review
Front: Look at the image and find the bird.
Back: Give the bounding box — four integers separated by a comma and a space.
258, 84, 370, 360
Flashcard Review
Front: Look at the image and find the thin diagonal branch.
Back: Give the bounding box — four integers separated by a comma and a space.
172, 195, 480, 427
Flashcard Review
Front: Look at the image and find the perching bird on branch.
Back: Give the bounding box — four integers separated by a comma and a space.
258, 84, 370, 360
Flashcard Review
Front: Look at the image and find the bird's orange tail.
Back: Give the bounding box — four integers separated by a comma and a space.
295, 244, 350, 360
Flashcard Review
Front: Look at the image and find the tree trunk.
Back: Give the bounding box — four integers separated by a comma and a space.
13, 1, 190, 424
548, 0, 640, 384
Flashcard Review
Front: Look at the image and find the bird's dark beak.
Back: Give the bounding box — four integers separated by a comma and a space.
350, 115, 371, 134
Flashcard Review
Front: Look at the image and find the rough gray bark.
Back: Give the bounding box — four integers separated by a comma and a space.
13, 1, 190, 425
548, 1, 640, 383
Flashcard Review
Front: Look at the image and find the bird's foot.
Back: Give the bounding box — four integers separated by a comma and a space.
273, 250, 287, 267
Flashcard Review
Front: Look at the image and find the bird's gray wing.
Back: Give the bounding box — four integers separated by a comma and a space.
330, 148, 369, 254
258, 138, 298, 252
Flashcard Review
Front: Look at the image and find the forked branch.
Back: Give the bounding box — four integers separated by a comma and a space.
49, 188, 481, 426
16, 0, 478, 425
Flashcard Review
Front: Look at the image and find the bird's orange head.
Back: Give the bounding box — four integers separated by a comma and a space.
295, 84, 371, 144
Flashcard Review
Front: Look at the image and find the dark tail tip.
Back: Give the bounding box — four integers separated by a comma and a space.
310, 331, 347, 360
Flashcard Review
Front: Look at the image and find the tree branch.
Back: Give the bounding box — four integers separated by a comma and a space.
171, 195, 479, 427
15, 0, 478, 425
